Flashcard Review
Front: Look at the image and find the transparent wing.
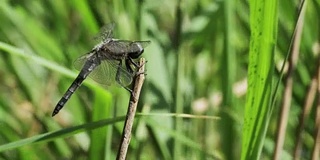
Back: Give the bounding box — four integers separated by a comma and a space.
93, 22, 115, 43
86, 60, 115, 86
73, 53, 133, 86
89, 60, 133, 86
73, 52, 111, 85
73, 53, 89, 71
130, 40, 151, 48
109, 60, 134, 87
106, 40, 151, 54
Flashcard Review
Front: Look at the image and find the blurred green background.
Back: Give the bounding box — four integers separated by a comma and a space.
0, 0, 319, 159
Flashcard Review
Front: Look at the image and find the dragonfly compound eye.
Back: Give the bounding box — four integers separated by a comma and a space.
128, 43, 144, 59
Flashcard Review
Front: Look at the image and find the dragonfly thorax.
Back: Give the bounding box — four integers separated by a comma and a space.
93, 39, 112, 51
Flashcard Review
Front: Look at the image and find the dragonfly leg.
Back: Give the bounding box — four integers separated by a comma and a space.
128, 57, 147, 68
124, 86, 133, 93
135, 70, 147, 77
125, 58, 135, 74
116, 60, 124, 84
116, 60, 134, 92
126, 58, 148, 76
124, 85, 138, 101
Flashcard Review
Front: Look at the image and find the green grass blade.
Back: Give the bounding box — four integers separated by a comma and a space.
0, 42, 101, 88
241, 0, 278, 159
219, 0, 236, 159
0, 117, 125, 152
0, 42, 75, 78
89, 86, 113, 160
173, 2, 183, 159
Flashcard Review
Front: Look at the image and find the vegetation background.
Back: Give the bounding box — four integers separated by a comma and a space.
0, 0, 319, 160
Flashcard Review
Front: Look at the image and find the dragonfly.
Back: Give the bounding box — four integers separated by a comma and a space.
52, 23, 150, 116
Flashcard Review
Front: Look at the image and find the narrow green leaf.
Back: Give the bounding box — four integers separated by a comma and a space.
0, 117, 125, 152
89, 86, 113, 160
241, 0, 278, 159
219, 0, 236, 159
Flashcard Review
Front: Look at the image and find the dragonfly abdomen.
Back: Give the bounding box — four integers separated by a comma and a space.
52, 62, 98, 116
52, 75, 85, 116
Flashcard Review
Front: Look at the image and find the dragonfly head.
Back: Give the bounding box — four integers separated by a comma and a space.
128, 43, 144, 59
